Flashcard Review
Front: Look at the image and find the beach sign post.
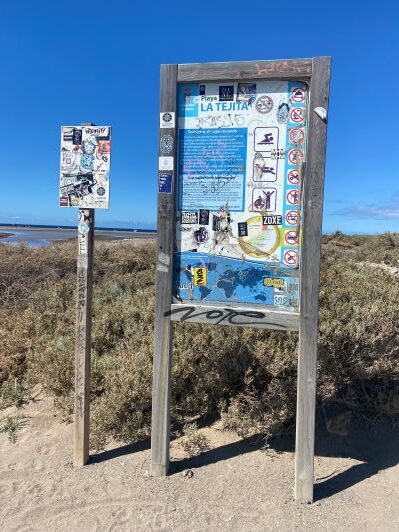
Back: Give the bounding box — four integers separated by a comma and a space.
151, 58, 330, 503
59, 122, 112, 466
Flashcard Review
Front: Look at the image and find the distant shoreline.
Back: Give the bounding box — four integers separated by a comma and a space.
0, 225, 156, 234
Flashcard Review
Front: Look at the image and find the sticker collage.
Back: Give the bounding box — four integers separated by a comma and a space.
59, 126, 111, 209
172, 81, 308, 311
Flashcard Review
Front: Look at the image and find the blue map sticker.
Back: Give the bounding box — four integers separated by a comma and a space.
158, 171, 173, 193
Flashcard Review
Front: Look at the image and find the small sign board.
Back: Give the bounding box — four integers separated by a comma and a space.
59, 125, 111, 208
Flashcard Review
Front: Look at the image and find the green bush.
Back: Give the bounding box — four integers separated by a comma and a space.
0, 235, 398, 448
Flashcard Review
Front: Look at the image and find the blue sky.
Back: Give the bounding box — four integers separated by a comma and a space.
0, 1, 398, 233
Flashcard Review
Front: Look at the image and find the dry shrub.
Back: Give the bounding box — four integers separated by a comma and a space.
0, 235, 398, 447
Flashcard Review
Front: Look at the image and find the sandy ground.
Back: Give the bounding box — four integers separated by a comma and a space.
1, 395, 398, 531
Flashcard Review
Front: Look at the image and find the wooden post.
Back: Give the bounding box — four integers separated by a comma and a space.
150, 64, 178, 476
74, 207, 94, 466
295, 56, 331, 503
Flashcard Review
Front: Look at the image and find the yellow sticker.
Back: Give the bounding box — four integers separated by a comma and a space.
263, 277, 285, 288
193, 267, 207, 286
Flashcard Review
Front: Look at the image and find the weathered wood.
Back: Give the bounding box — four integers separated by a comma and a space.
150, 64, 178, 477
295, 56, 331, 503
178, 58, 312, 82
74, 207, 95, 467
168, 303, 299, 330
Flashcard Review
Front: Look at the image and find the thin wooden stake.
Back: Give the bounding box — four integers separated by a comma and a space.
74, 207, 95, 467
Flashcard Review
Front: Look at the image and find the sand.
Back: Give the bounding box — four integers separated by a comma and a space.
1, 392, 398, 531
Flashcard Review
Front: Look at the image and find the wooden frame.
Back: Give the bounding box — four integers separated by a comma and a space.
151, 57, 331, 504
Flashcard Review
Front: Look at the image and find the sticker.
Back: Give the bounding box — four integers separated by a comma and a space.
160, 134, 173, 154
219, 85, 234, 101
271, 148, 286, 160
284, 249, 298, 266
274, 294, 289, 306
97, 140, 111, 154
277, 102, 290, 124
158, 172, 173, 193
255, 95, 273, 114
96, 186, 105, 196
212, 215, 220, 231
238, 222, 248, 237
199, 85, 206, 96
251, 188, 277, 212
287, 169, 300, 185
237, 83, 256, 105
181, 211, 199, 224
285, 210, 299, 226
78, 222, 90, 235
193, 267, 207, 286
291, 87, 306, 103
160, 112, 175, 128
289, 128, 305, 145
199, 209, 210, 225
288, 149, 303, 165
80, 153, 94, 170
194, 227, 209, 243
286, 189, 300, 205
159, 156, 174, 171
72, 128, 82, 145
285, 230, 299, 245
262, 215, 282, 225
263, 277, 285, 288
60, 196, 69, 207
290, 107, 305, 124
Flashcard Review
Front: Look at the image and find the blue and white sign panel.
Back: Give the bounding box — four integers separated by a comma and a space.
174, 81, 308, 312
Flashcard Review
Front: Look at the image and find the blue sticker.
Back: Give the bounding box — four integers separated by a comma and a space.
159, 172, 173, 193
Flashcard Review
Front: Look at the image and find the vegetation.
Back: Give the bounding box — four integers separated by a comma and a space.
0, 233, 398, 448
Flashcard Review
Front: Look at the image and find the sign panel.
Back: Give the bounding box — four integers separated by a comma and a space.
173, 80, 308, 312
59, 125, 111, 208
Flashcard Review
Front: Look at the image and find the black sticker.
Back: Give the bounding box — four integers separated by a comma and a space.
219, 85, 234, 101
238, 222, 248, 237
199, 209, 210, 225
72, 128, 82, 145
212, 215, 221, 231
262, 215, 282, 225
181, 211, 199, 224
199, 85, 206, 96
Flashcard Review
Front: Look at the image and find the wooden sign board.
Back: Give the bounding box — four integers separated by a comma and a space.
152, 57, 331, 504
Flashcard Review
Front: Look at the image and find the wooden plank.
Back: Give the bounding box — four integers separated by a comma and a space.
295, 56, 331, 503
150, 64, 178, 477
178, 58, 312, 82
74, 207, 95, 467
168, 303, 299, 331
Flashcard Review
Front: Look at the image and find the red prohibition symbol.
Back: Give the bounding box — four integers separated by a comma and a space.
288, 148, 303, 165
290, 107, 305, 124
285, 230, 298, 245
287, 189, 299, 205
291, 87, 305, 103
284, 249, 298, 265
289, 128, 304, 145
287, 169, 300, 185
285, 210, 299, 225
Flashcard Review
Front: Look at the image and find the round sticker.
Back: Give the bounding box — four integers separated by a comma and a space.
255, 95, 273, 114
194, 227, 209, 244
80, 153, 94, 170
290, 107, 305, 124
289, 128, 305, 145
284, 249, 298, 266
78, 222, 90, 235
287, 169, 300, 185
288, 149, 303, 165
285, 210, 299, 226
291, 87, 306, 103
97, 186, 105, 196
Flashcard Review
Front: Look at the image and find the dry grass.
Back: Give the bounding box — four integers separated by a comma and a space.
0, 233, 398, 448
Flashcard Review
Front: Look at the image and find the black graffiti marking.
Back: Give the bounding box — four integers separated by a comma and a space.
165, 306, 288, 329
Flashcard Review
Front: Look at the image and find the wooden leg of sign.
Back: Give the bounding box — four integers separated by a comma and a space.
150, 64, 178, 477
74, 208, 95, 467
295, 56, 331, 503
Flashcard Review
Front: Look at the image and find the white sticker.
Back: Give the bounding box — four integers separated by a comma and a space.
78, 233, 88, 255
160, 112, 175, 129
159, 156, 174, 171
